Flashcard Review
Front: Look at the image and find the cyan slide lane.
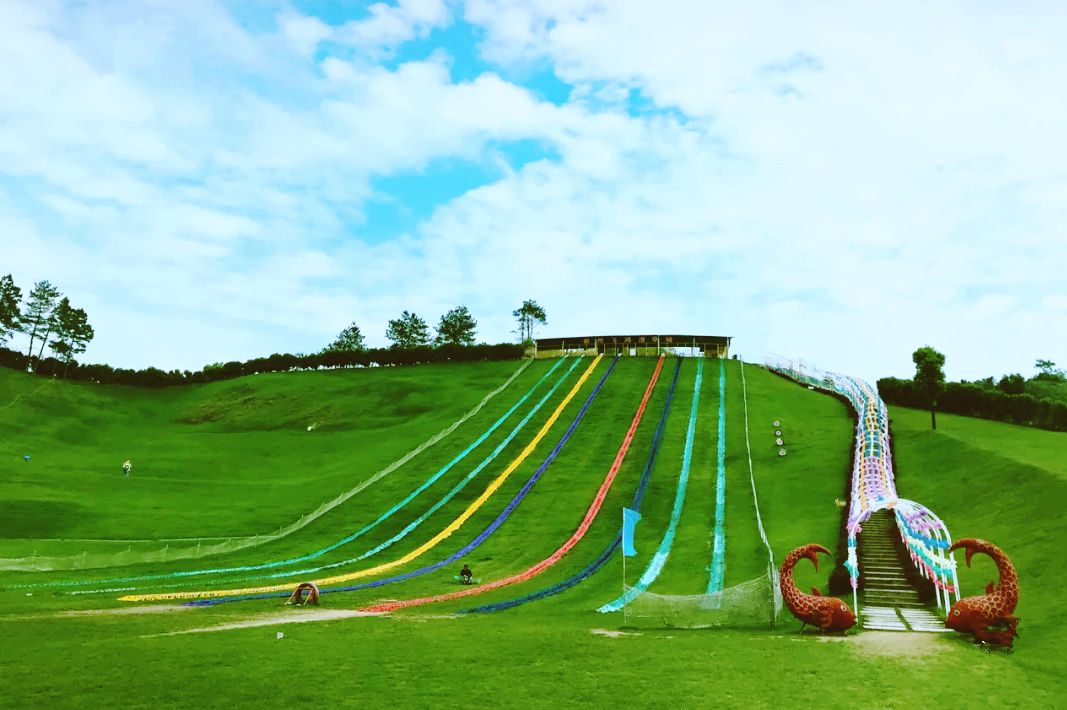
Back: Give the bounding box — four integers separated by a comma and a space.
187, 357, 620, 606
597, 358, 703, 613
465, 357, 683, 613
708, 358, 727, 594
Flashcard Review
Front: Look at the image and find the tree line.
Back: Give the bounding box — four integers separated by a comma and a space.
878, 348, 1067, 433
0, 274, 94, 376
326, 300, 548, 352
0, 296, 549, 388
0, 342, 525, 388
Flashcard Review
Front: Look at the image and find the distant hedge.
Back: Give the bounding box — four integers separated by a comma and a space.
877, 377, 1067, 432
0, 342, 525, 388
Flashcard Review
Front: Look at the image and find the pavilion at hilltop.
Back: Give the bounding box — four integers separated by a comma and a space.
533, 334, 731, 359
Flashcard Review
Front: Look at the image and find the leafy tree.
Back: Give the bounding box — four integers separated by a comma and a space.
49, 298, 94, 377
0, 274, 22, 344
512, 299, 547, 343
324, 321, 366, 352
21, 280, 61, 370
436, 306, 477, 346
912, 346, 946, 430
1034, 359, 1064, 381
385, 310, 431, 348
996, 373, 1025, 395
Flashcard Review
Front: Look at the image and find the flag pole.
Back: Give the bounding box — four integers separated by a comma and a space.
622, 508, 628, 627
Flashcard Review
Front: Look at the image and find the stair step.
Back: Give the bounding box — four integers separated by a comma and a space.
863, 593, 923, 601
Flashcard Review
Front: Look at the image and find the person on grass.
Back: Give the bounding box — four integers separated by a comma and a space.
122, 459, 132, 477
460, 564, 473, 584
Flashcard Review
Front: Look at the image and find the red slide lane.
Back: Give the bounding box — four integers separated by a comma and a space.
363, 355, 666, 613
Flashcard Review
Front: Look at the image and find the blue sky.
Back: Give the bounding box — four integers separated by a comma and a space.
2, 0, 1065, 382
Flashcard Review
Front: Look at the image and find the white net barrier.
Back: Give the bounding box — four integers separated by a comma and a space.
622, 361, 782, 629
0, 358, 533, 572
625, 567, 780, 629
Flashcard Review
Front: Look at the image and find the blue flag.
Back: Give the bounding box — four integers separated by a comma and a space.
622, 507, 641, 557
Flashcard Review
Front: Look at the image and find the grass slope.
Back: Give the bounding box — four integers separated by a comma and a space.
1, 360, 1064, 708
0, 360, 539, 554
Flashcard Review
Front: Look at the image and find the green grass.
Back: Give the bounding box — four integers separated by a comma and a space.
1, 359, 1065, 707
890, 406, 1067, 678
0, 360, 540, 550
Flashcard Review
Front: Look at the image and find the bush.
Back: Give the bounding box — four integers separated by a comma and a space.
878, 377, 1067, 433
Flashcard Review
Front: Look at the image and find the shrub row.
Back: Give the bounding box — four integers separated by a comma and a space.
0, 343, 525, 388
877, 377, 1067, 432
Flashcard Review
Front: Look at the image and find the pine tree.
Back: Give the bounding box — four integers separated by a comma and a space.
436, 306, 477, 346
49, 298, 94, 376
21, 280, 61, 370
385, 311, 431, 348
512, 299, 547, 343
0, 274, 22, 344
323, 322, 367, 352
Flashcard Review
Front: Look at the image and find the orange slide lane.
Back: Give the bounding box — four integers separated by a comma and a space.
363, 355, 666, 613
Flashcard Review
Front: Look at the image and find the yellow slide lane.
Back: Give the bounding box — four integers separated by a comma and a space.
122, 355, 603, 602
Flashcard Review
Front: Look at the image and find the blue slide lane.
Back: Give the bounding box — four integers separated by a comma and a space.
464, 357, 683, 614
54, 357, 572, 591
187, 357, 620, 606
707, 358, 727, 593
597, 358, 703, 613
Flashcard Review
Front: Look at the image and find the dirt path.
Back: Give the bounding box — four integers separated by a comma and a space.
57, 605, 194, 617
153, 608, 384, 636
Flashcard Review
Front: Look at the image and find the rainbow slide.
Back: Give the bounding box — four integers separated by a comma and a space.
359, 355, 666, 614
184, 355, 620, 606
124, 356, 606, 603
597, 358, 704, 613
465, 357, 683, 613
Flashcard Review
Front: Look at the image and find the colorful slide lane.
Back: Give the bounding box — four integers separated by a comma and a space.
597, 358, 704, 613
184, 356, 621, 606
465, 357, 683, 614
47, 357, 573, 592
708, 358, 727, 593
360, 356, 666, 614
123, 356, 605, 603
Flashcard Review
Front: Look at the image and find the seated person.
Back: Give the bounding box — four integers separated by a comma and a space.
459, 564, 473, 584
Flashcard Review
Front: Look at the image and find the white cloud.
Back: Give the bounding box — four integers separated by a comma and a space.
2, 0, 1064, 383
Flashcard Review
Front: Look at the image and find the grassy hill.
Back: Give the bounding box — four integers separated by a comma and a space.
1, 358, 1064, 707
0, 360, 539, 553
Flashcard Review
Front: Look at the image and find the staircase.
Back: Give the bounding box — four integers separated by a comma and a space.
859, 510, 950, 633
